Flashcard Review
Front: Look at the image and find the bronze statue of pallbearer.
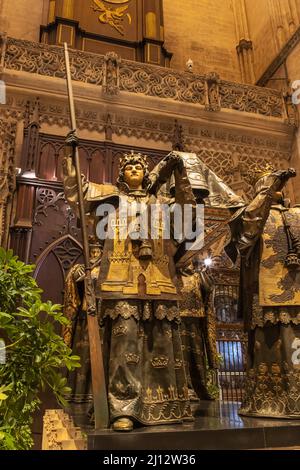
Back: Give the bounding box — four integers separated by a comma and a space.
225, 165, 300, 418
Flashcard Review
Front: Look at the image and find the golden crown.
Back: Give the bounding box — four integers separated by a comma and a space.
174, 358, 183, 369
119, 151, 148, 170
248, 163, 275, 184
125, 353, 140, 365
151, 356, 169, 368
88, 234, 101, 248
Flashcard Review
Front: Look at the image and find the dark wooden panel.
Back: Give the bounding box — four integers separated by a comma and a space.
82, 38, 136, 60
37, 142, 58, 180
89, 149, 106, 183
34, 236, 83, 306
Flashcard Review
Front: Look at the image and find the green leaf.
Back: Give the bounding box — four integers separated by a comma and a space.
0, 312, 12, 319
0, 248, 81, 449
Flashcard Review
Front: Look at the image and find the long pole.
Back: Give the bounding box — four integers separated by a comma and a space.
64, 43, 109, 429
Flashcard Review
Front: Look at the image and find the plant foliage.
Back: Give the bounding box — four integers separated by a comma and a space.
0, 248, 80, 450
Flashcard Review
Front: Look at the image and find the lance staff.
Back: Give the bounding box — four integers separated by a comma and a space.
64, 43, 109, 429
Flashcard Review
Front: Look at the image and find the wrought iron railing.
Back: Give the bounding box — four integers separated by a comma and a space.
217, 327, 247, 402
214, 283, 247, 402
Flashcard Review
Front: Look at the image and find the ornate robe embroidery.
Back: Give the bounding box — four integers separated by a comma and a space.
259, 206, 300, 306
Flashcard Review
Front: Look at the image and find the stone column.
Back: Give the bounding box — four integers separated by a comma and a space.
268, 0, 300, 51
62, 0, 74, 19
232, 0, 255, 84
48, 0, 56, 22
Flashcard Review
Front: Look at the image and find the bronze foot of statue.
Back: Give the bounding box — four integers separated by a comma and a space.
112, 417, 134, 432
188, 389, 200, 403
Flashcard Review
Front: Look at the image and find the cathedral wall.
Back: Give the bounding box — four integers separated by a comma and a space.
163, 0, 241, 81
0, 0, 242, 82
1, 0, 299, 89
286, 41, 300, 81
244, 1, 300, 203
0, 0, 49, 42
245, 0, 277, 82
245, 0, 300, 83
0, 1, 299, 202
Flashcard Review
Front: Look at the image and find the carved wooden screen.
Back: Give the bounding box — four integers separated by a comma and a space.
31, 184, 83, 305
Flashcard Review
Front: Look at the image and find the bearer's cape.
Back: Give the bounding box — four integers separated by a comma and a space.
259, 205, 300, 307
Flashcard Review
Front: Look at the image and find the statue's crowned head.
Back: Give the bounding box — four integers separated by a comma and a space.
249, 162, 286, 203
249, 162, 277, 194
249, 162, 275, 185
117, 151, 150, 190
88, 235, 102, 262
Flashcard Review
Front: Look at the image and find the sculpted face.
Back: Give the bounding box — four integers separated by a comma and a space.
124, 163, 144, 189
90, 246, 101, 261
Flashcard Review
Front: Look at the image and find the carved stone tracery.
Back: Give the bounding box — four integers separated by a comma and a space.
119, 61, 206, 104
219, 81, 283, 117
2, 36, 294, 123
4, 38, 104, 85
0, 118, 16, 248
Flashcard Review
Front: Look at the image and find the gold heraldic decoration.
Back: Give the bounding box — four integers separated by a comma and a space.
92, 0, 132, 35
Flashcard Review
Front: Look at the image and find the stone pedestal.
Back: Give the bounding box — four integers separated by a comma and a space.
42, 409, 87, 450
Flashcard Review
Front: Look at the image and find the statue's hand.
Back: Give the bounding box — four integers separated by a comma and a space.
166, 152, 184, 172
149, 152, 184, 193
73, 265, 85, 282
62, 152, 76, 178
63, 130, 78, 177
65, 129, 79, 148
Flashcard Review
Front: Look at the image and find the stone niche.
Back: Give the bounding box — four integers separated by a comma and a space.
40, 0, 172, 66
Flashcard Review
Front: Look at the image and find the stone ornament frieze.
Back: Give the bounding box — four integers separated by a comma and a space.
0, 118, 17, 247
1, 95, 293, 152
2, 36, 292, 122
119, 61, 206, 104
0, 94, 292, 202
219, 80, 283, 117
4, 37, 104, 85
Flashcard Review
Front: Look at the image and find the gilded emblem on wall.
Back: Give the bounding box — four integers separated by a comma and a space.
92, 0, 132, 35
